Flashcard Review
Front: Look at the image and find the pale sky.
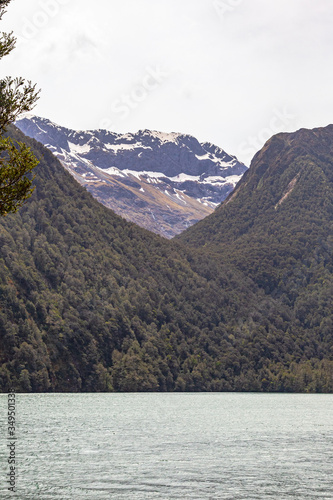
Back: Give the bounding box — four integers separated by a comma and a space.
1, 0, 333, 164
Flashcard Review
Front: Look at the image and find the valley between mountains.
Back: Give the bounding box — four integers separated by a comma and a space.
0, 124, 333, 393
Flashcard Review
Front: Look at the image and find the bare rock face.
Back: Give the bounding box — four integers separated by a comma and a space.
16, 115, 247, 237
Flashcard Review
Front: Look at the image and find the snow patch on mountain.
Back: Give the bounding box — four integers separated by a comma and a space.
68, 142, 91, 154
15, 114, 248, 237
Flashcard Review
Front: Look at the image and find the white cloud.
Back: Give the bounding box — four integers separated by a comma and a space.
1, 0, 332, 165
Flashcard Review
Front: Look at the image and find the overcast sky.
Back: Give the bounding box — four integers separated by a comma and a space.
1, 0, 333, 164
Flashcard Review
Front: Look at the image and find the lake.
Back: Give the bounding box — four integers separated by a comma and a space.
0, 393, 332, 499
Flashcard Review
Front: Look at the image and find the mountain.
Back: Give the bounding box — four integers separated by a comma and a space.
179, 125, 333, 287
0, 125, 260, 393
179, 125, 333, 388
1, 125, 333, 393
15, 115, 247, 238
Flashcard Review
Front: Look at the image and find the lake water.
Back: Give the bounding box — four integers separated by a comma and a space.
0, 393, 332, 499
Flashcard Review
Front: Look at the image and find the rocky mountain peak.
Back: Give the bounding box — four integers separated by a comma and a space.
16, 115, 247, 238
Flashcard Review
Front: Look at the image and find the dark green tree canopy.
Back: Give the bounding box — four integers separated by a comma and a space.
0, 0, 40, 216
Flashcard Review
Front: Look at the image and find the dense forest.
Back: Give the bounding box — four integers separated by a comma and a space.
0, 125, 332, 393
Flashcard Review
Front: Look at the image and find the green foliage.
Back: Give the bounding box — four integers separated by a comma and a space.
0, 137, 38, 215
0, 0, 40, 216
0, 30, 15, 60
0, 1, 11, 21
0, 77, 40, 132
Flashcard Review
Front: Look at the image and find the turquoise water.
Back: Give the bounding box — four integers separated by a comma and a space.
0, 393, 332, 499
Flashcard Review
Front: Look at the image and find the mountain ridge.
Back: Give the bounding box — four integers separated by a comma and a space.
15, 115, 247, 238
180, 124, 333, 246
179, 124, 333, 311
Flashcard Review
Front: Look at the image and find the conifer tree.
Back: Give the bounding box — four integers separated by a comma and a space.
0, 0, 40, 216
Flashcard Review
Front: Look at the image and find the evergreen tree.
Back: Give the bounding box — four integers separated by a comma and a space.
0, 0, 40, 216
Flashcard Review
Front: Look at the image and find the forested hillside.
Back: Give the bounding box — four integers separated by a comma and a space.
179, 125, 333, 390
0, 126, 332, 393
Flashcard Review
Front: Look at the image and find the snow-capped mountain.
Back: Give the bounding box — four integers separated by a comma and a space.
16, 115, 247, 237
